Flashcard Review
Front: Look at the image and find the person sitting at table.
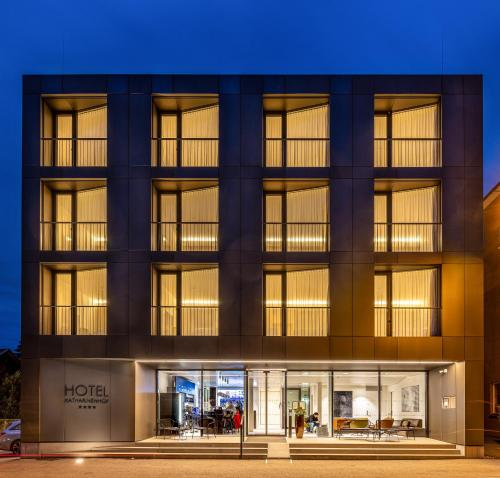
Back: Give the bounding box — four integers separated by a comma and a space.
306, 412, 320, 433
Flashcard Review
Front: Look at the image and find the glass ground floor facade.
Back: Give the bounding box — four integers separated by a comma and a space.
157, 369, 427, 437
27, 358, 482, 456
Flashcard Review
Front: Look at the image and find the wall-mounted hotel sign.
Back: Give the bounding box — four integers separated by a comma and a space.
64, 384, 110, 409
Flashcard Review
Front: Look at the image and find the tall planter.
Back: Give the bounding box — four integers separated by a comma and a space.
295, 415, 305, 438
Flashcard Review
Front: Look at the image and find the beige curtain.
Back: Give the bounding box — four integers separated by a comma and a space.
181, 187, 218, 251
55, 273, 72, 335
374, 274, 388, 336
287, 105, 329, 138
374, 195, 388, 252
286, 105, 329, 167
76, 106, 107, 166
77, 106, 107, 138
56, 114, 73, 166
392, 268, 439, 336
181, 268, 218, 336
265, 115, 283, 167
391, 104, 440, 167
55, 194, 72, 251
286, 187, 328, 251
157, 274, 177, 336
76, 187, 107, 250
391, 186, 440, 252
374, 115, 388, 166
265, 195, 283, 251
181, 105, 219, 166
265, 274, 282, 336
76, 268, 107, 335
159, 194, 177, 251
40, 267, 53, 334
160, 115, 178, 167
286, 268, 328, 336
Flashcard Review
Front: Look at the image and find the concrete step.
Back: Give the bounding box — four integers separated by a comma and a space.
289, 442, 456, 449
95, 442, 267, 449
290, 447, 461, 455
290, 453, 463, 460
92, 446, 267, 454
50, 451, 267, 459
85, 441, 268, 459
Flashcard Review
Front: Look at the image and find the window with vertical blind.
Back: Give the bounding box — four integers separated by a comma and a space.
152, 267, 219, 336
374, 185, 441, 252
153, 101, 219, 167
374, 99, 441, 167
265, 102, 329, 167
40, 266, 107, 335
375, 267, 440, 337
152, 185, 218, 251
41, 183, 107, 251
264, 268, 329, 336
264, 186, 329, 252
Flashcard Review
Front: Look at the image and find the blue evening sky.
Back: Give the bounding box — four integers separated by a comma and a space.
1, 0, 499, 348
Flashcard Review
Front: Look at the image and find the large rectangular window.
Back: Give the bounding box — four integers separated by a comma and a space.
264, 186, 329, 252
41, 97, 107, 167
40, 265, 107, 335
265, 267, 329, 336
152, 183, 218, 251
380, 372, 426, 429
375, 267, 440, 337
152, 96, 219, 167
333, 372, 379, 429
152, 266, 218, 336
264, 96, 329, 167
333, 371, 427, 433
41, 181, 107, 251
157, 370, 245, 437
374, 97, 441, 167
374, 184, 441, 252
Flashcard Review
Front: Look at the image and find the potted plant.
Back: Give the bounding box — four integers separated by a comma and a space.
294, 404, 305, 438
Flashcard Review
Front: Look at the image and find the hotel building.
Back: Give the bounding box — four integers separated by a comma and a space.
21, 74, 484, 457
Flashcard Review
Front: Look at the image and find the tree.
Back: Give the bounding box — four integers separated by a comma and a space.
0, 370, 21, 418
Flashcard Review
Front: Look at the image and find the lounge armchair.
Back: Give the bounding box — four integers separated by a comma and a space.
374, 418, 398, 440
394, 418, 422, 439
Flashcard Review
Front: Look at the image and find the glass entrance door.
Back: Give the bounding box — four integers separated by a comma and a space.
247, 371, 285, 435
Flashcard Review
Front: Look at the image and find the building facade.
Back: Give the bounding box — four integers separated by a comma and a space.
484, 182, 500, 439
21, 74, 484, 456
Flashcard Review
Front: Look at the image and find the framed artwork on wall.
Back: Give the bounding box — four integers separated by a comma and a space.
402, 385, 419, 413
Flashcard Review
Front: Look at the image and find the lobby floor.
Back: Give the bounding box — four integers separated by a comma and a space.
1, 458, 499, 478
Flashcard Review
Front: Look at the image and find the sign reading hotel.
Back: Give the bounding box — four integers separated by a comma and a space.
64, 384, 109, 409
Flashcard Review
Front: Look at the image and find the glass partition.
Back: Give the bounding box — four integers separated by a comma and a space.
155, 369, 428, 439
333, 371, 379, 429
380, 371, 426, 428
157, 371, 202, 432
287, 371, 331, 437
157, 370, 245, 437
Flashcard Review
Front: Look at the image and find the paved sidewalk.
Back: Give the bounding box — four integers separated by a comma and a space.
1, 458, 499, 478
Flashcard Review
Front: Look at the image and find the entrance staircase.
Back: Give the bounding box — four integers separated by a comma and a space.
54, 439, 462, 460
289, 441, 462, 460
83, 441, 268, 459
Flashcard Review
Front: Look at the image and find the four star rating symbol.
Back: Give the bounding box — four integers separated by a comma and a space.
78, 405, 97, 409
